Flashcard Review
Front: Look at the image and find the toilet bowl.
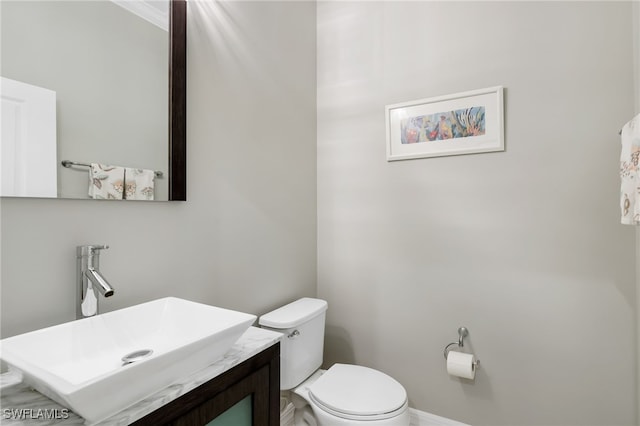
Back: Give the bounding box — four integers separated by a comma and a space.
293, 365, 410, 426
259, 298, 410, 426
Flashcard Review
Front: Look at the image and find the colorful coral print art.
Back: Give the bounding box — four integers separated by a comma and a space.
386, 86, 504, 161
400, 107, 485, 144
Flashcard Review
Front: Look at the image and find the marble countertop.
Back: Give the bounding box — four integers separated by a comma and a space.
0, 326, 282, 426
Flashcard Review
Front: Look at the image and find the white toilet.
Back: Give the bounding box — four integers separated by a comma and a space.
259, 298, 410, 426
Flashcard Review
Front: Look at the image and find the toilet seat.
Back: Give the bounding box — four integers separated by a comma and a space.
308, 364, 408, 421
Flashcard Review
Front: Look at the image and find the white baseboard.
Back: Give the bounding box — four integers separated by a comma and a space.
409, 408, 470, 426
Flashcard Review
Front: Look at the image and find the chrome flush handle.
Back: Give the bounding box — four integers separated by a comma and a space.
287, 330, 300, 339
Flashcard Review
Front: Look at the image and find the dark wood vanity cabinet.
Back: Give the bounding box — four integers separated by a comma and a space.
131, 343, 280, 426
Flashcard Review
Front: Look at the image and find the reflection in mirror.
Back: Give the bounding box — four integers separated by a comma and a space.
0, 0, 185, 201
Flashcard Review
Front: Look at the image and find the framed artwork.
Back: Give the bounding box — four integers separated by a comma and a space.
386, 86, 504, 161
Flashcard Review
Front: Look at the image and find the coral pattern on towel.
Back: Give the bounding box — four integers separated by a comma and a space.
89, 163, 155, 200
125, 168, 155, 201
88, 164, 125, 200
620, 113, 640, 225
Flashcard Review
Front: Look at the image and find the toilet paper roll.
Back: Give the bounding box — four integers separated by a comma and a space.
446, 350, 476, 380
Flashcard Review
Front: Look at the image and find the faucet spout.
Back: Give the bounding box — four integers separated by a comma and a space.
85, 268, 114, 297
76, 244, 115, 319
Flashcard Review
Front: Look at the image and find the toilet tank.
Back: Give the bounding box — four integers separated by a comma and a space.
259, 298, 328, 390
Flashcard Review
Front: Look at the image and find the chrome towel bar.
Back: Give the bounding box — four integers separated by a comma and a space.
61, 160, 163, 178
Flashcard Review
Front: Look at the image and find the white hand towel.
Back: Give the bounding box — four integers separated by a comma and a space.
620, 113, 640, 225
124, 168, 155, 200
88, 163, 125, 200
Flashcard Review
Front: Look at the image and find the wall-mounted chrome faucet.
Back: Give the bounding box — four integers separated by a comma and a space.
77, 245, 115, 319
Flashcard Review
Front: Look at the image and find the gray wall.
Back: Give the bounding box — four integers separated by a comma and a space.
1, 1, 168, 199
0, 1, 317, 337
2, 2, 638, 425
317, 2, 636, 425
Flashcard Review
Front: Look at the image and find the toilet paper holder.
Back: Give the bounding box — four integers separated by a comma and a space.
443, 327, 480, 368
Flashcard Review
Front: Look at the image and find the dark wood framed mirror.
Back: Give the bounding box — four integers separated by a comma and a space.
1, 0, 186, 201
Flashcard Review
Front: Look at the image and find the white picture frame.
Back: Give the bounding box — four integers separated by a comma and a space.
385, 86, 504, 161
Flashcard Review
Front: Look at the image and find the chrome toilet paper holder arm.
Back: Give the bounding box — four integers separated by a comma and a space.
443, 327, 480, 368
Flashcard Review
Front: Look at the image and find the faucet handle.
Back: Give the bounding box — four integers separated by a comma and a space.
89, 245, 109, 255
77, 244, 110, 257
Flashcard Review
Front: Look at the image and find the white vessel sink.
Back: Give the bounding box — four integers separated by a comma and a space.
0, 297, 256, 424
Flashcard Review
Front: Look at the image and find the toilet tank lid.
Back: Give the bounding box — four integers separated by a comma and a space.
259, 298, 328, 329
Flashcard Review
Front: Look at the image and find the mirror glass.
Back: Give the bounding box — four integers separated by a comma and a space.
0, 0, 180, 201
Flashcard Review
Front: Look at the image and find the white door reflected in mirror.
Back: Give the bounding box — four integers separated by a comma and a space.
1, 77, 57, 198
